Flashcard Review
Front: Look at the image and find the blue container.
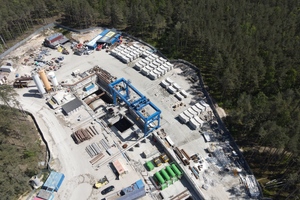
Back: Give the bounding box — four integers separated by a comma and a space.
42, 171, 65, 192
84, 83, 95, 91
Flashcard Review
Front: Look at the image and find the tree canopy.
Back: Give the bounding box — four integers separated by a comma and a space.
0, 86, 46, 200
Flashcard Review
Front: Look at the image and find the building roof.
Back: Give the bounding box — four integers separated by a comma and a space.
56, 37, 69, 44
86, 29, 111, 48
112, 159, 128, 175
119, 179, 145, 200
42, 171, 65, 192
62, 98, 83, 114
135, 179, 144, 189
97, 29, 119, 44
45, 33, 69, 46
46, 33, 63, 41
37, 189, 54, 199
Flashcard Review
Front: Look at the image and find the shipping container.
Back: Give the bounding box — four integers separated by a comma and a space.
84, 83, 95, 91
42, 171, 65, 192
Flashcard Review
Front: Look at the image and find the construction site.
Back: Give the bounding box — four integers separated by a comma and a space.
0, 27, 261, 200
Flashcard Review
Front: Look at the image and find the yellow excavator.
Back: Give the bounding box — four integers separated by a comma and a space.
94, 176, 109, 189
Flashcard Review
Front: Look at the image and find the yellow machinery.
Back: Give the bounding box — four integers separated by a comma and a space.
154, 157, 162, 167
153, 157, 162, 167
94, 176, 109, 189
57, 46, 63, 52
160, 153, 169, 163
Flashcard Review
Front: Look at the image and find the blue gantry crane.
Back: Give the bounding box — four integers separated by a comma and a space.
109, 78, 161, 136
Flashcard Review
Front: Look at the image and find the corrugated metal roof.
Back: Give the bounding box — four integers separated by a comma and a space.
46, 33, 62, 41
97, 29, 119, 44
37, 189, 53, 199
118, 183, 146, 200
87, 29, 110, 48
62, 98, 83, 115
112, 159, 127, 175
42, 171, 65, 192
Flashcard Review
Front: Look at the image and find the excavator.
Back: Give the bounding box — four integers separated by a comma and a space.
94, 176, 109, 189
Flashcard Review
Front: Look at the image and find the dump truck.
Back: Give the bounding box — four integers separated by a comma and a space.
94, 176, 109, 189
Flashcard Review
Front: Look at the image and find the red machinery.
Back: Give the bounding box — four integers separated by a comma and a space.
96, 44, 103, 51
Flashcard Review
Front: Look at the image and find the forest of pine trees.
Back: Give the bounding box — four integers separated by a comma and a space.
0, 0, 299, 198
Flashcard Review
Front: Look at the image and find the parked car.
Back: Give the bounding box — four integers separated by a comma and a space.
58, 56, 64, 61
101, 185, 115, 195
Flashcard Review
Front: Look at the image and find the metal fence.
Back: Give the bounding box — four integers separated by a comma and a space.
0, 23, 56, 60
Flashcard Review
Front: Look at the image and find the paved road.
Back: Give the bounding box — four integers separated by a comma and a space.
15, 88, 100, 200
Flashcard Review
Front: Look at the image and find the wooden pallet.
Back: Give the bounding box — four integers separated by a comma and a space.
90, 152, 104, 165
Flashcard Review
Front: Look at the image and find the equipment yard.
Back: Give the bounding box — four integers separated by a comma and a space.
0, 28, 260, 200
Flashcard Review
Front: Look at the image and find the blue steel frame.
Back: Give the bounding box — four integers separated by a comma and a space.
109, 78, 161, 136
